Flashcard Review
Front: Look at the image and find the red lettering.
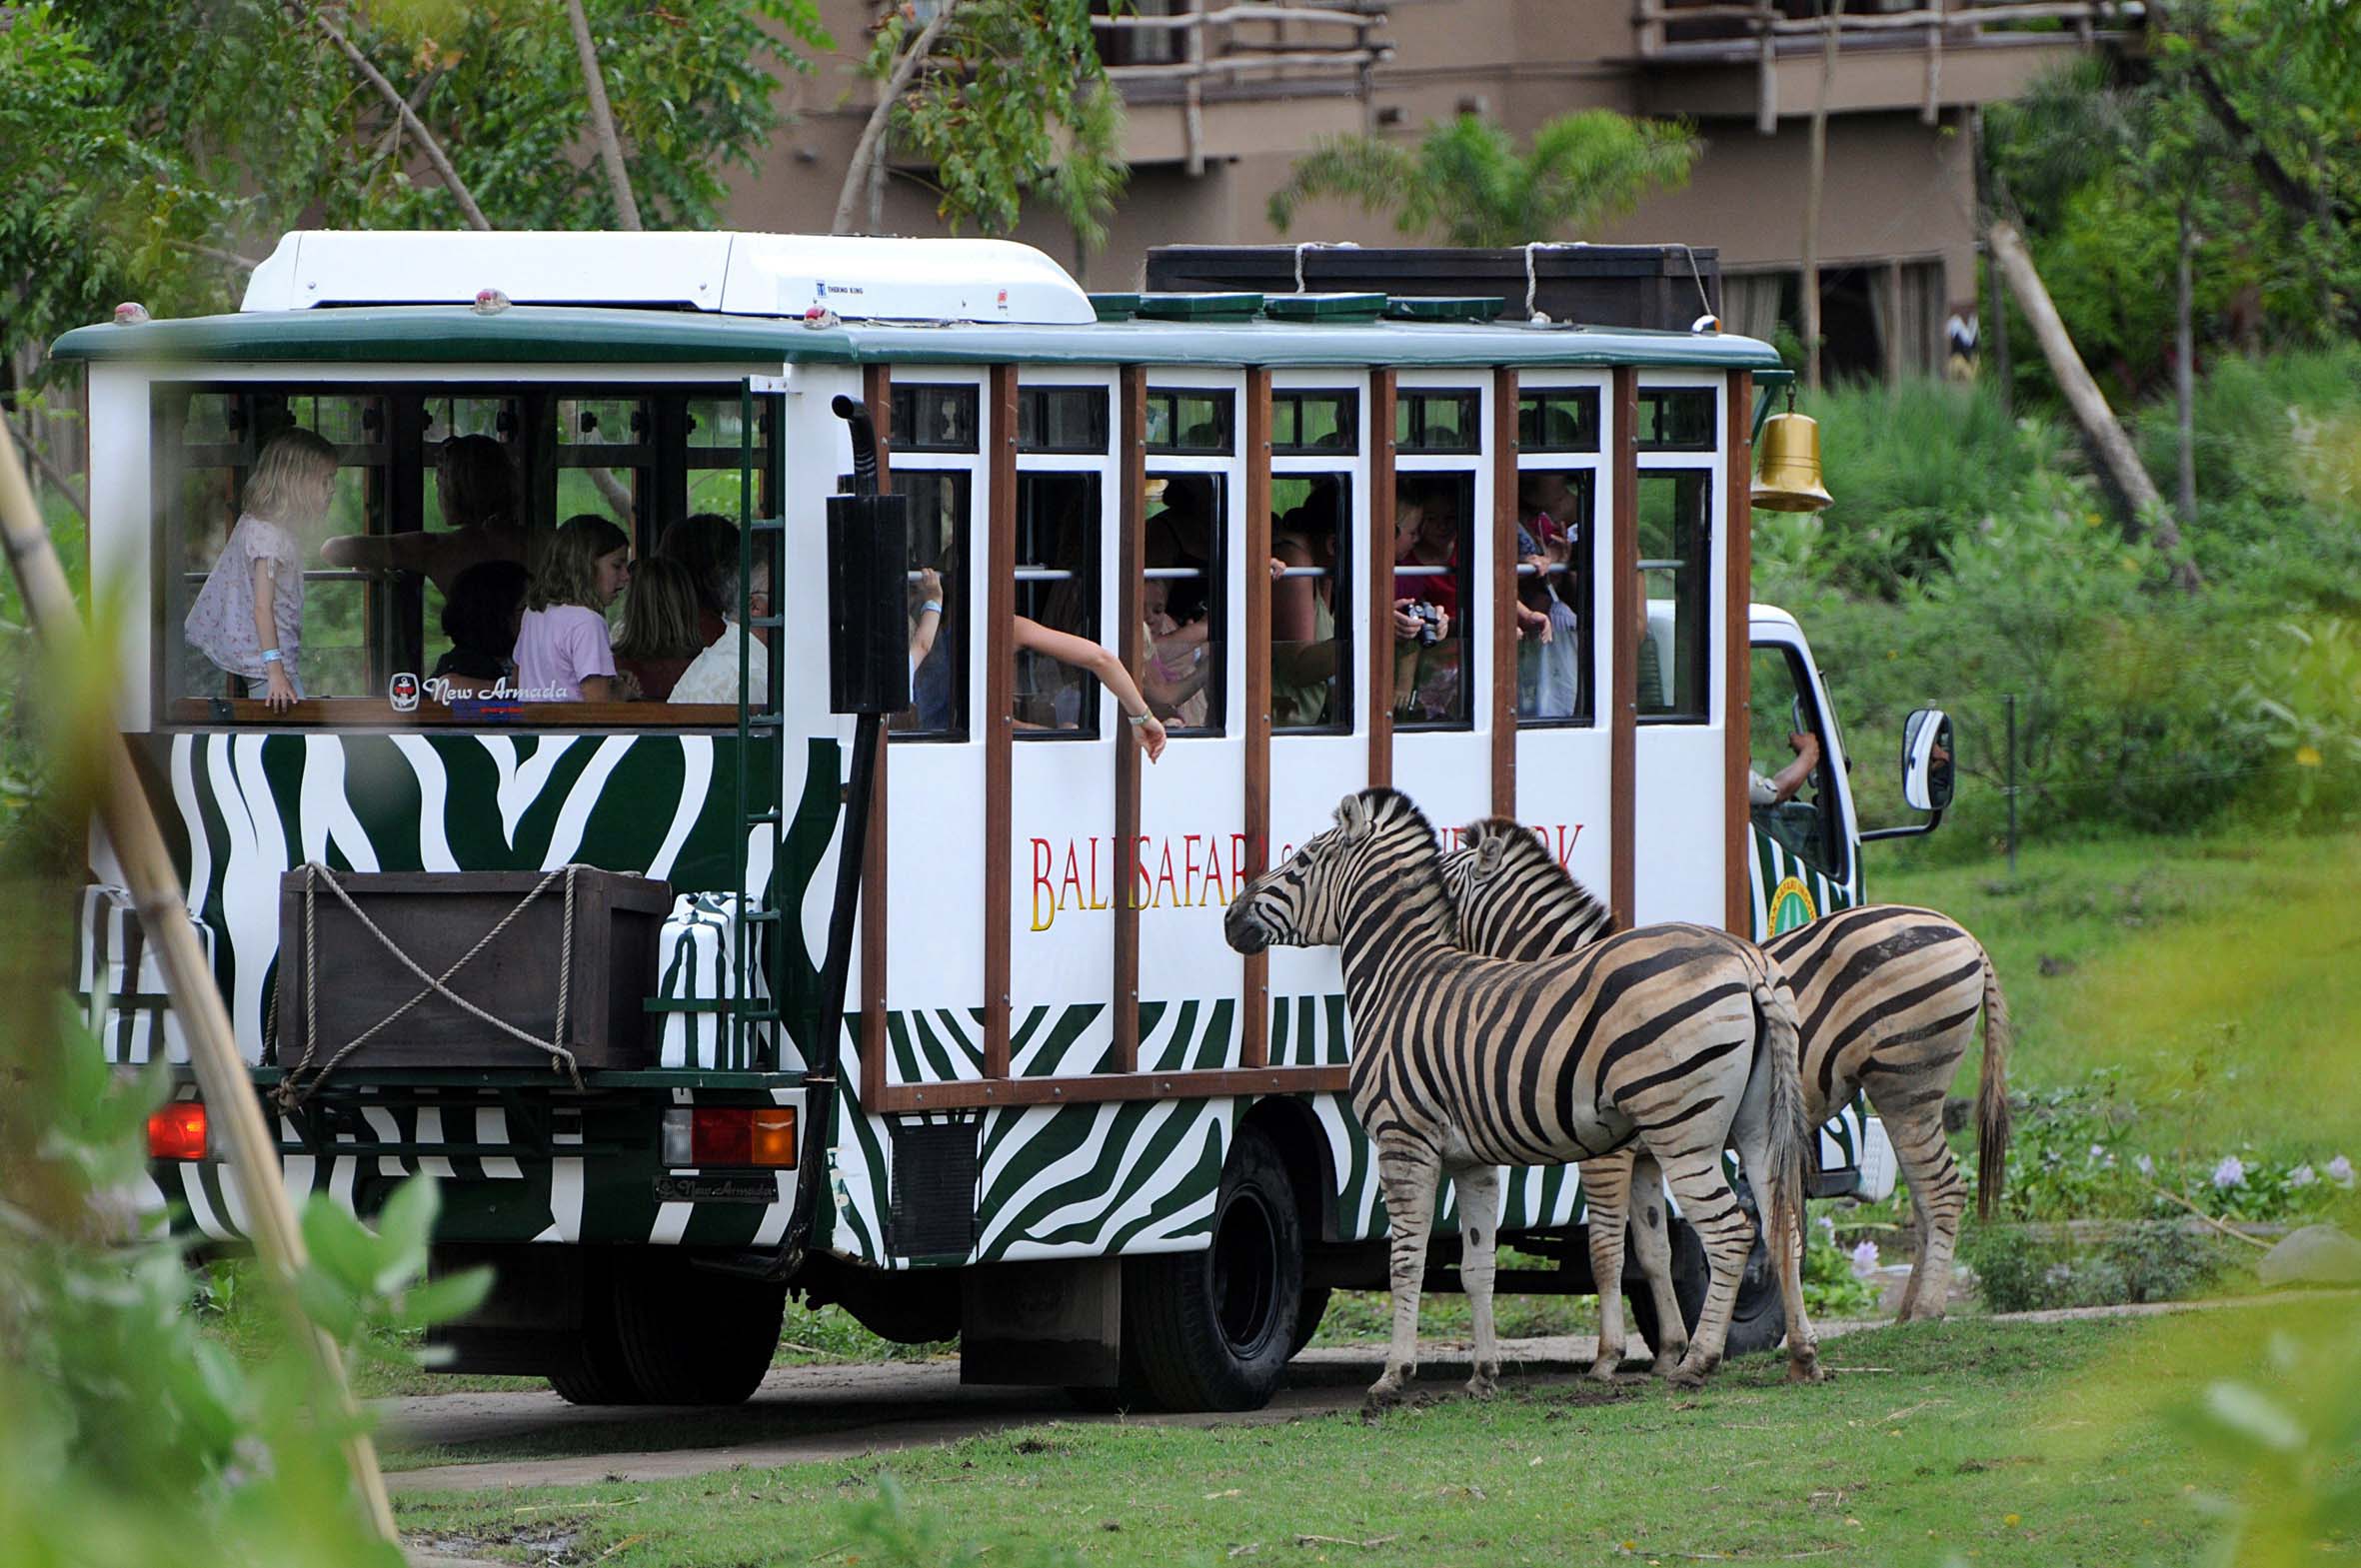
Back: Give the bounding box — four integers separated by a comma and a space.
1087, 835, 1108, 910
1030, 838, 1056, 931
1557, 823, 1581, 865
1205, 832, 1230, 905
1232, 832, 1251, 884
1156, 841, 1180, 908
1062, 842, 1087, 918
1133, 834, 1154, 909
1182, 833, 1203, 905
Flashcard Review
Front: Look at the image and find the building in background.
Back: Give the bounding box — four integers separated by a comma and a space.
733, 0, 2124, 381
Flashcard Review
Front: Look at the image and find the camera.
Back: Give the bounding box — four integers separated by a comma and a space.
1410, 602, 1444, 647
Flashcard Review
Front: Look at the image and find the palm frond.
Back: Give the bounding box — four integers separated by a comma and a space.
1266, 134, 1428, 236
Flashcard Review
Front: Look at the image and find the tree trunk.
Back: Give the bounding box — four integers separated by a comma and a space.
834, 1, 962, 235
2175, 204, 2196, 527
1989, 221, 2199, 589
566, 0, 642, 231
1801, 0, 1844, 391
1971, 107, 2010, 414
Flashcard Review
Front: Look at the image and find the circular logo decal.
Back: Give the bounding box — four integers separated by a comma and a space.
1769, 874, 1817, 934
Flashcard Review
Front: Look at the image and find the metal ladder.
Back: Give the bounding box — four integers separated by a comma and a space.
731, 380, 788, 1072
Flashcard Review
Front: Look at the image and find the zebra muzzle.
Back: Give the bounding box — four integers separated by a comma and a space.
1222, 901, 1271, 954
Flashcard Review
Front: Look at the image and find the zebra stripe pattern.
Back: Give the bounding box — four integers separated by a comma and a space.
1444, 817, 2013, 1352
1225, 788, 1822, 1400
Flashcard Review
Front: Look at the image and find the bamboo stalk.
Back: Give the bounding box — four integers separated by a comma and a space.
0, 420, 399, 1543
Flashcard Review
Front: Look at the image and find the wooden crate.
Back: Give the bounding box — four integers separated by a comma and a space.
274, 868, 672, 1071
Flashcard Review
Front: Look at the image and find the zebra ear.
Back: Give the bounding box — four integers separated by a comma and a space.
1335, 790, 1374, 839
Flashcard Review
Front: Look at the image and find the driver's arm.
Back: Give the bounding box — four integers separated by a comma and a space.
1759, 730, 1823, 806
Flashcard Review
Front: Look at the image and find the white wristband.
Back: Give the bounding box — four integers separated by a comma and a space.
261, 649, 284, 665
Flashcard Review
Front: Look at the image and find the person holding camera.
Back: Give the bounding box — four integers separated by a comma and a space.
1390, 485, 1464, 722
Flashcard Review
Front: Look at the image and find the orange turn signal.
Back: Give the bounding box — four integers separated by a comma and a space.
148, 1101, 208, 1161
687, 1106, 798, 1168
749, 1108, 798, 1168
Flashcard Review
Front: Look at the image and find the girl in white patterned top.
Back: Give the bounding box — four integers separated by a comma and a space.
183, 429, 339, 712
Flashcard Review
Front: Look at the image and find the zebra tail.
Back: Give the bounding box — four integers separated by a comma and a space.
1753, 969, 1809, 1278
1975, 943, 2015, 1222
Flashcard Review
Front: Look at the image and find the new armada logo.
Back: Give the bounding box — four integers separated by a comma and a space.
1769, 874, 1817, 934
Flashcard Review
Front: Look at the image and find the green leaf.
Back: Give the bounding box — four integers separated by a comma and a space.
370, 1175, 440, 1294
397, 1265, 493, 1330
299, 1196, 383, 1296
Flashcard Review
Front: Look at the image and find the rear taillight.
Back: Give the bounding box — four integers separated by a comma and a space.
148, 1102, 208, 1160
662, 1106, 797, 1168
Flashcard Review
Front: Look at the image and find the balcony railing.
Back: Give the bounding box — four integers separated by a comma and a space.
1633, 0, 2142, 127
1092, 1, 1397, 173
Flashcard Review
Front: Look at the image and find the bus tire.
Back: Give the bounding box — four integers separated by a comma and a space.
1125, 1125, 1303, 1412
609, 1248, 787, 1405
546, 1256, 641, 1405
1625, 1217, 1788, 1364
1288, 1285, 1332, 1358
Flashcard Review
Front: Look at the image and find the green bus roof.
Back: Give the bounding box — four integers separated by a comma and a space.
50, 304, 1783, 374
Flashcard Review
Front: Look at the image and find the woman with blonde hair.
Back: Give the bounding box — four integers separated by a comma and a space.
612, 555, 704, 701
516, 514, 631, 703
184, 427, 340, 711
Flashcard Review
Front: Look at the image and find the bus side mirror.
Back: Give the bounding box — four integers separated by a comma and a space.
1901, 707, 1954, 811
825, 491, 911, 716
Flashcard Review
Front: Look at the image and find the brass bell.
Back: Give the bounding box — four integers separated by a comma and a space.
1752, 411, 1833, 514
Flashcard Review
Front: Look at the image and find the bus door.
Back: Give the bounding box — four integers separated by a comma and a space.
1628, 374, 1732, 926
1746, 628, 1860, 935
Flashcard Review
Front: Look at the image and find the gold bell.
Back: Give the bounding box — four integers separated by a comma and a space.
1752, 411, 1833, 514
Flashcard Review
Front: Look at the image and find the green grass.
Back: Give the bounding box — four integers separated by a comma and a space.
391, 1303, 2361, 1567
1878, 828, 2361, 1165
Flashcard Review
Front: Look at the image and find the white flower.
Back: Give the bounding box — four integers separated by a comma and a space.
1848, 1240, 1880, 1278
2330, 1154, 2356, 1188
2134, 1153, 2155, 1178
2289, 1164, 2317, 1189
2212, 1155, 2246, 1190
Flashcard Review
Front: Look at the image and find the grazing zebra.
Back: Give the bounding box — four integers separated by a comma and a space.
1439, 818, 2013, 1374
1223, 787, 1822, 1401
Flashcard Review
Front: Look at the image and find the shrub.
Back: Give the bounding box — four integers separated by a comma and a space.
1963, 1220, 2233, 1314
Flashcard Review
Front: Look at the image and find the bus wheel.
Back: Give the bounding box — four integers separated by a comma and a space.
1126, 1125, 1303, 1412
1288, 1285, 1332, 1358
1625, 1217, 1787, 1364
548, 1254, 640, 1405
610, 1248, 787, 1405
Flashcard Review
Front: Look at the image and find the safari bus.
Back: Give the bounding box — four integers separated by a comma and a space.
54, 230, 1948, 1411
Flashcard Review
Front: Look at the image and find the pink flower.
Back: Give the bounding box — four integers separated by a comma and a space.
2212, 1155, 2246, 1190
1849, 1240, 1880, 1278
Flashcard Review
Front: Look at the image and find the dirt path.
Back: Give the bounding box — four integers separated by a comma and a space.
385, 1293, 2338, 1500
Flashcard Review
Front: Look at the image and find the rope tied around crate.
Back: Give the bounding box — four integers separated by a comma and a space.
271, 861, 585, 1109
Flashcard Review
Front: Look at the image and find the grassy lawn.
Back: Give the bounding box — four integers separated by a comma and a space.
1879, 829, 2361, 1166
392, 1300, 2361, 1567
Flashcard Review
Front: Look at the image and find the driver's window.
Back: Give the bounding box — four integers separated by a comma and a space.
1748, 646, 1838, 877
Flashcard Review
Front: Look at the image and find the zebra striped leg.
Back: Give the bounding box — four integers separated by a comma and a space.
1624, 1151, 1690, 1375
1653, 1150, 1753, 1387
1578, 1149, 1636, 1381
1894, 1173, 1932, 1320
1369, 1136, 1442, 1409
1880, 1091, 1969, 1322
1451, 1161, 1502, 1398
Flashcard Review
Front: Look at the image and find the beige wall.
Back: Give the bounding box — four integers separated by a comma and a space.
727, 1, 2027, 314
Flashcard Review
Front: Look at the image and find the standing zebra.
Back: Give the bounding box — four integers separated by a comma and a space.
1224, 787, 1823, 1400
1439, 818, 2013, 1375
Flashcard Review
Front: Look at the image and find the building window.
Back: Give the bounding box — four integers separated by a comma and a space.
1395, 391, 1480, 454
1634, 471, 1711, 724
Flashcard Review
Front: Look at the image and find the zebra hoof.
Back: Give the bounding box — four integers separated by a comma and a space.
1648, 1344, 1690, 1379
1465, 1365, 1500, 1400
1786, 1350, 1825, 1385
1363, 1377, 1409, 1413
1664, 1366, 1706, 1391
1585, 1355, 1620, 1383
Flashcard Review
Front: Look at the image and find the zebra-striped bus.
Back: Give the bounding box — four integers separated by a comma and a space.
54, 229, 1944, 1410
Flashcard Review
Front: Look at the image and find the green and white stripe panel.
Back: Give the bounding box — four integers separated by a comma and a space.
1747, 825, 1861, 943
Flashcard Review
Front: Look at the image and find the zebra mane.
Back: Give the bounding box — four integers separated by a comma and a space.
1460, 816, 1608, 919
1349, 787, 1451, 898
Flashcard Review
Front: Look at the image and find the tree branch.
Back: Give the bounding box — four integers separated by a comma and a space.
0, 411, 87, 522
2183, 56, 2333, 224
291, 2, 491, 231
565, 0, 642, 230
165, 240, 263, 273
834, 1, 962, 235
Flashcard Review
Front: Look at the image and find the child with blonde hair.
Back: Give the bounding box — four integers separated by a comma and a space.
184, 428, 340, 711
516, 514, 632, 702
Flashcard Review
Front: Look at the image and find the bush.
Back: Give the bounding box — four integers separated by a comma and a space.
1963, 1220, 2233, 1314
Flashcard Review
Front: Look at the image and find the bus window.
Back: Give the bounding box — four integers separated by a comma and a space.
1018, 386, 1110, 454
556, 395, 645, 535
1513, 469, 1591, 726
1270, 474, 1350, 733
895, 470, 971, 739
1391, 473, 1473, 729
1143, 472, 1224, 735
1749, 646, 1841, 880
685, 396, 774, 524
892, 384, 981, 454
1272, 391, 1357, 455
1146, 389, 1233, 455
1396, 391, 1480, 454
1634, 471, 1710, 723
1014, 472, 1105, 736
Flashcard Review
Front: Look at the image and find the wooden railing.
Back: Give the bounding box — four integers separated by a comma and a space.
1632, 0, 2143, 128
1091, 1, 1398, 174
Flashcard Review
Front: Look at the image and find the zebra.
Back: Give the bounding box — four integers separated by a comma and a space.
1438, 818, 2013, 1376
1223, 787, 1823, 1401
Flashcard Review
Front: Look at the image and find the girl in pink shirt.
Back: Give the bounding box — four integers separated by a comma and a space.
515, 514, 631, 702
